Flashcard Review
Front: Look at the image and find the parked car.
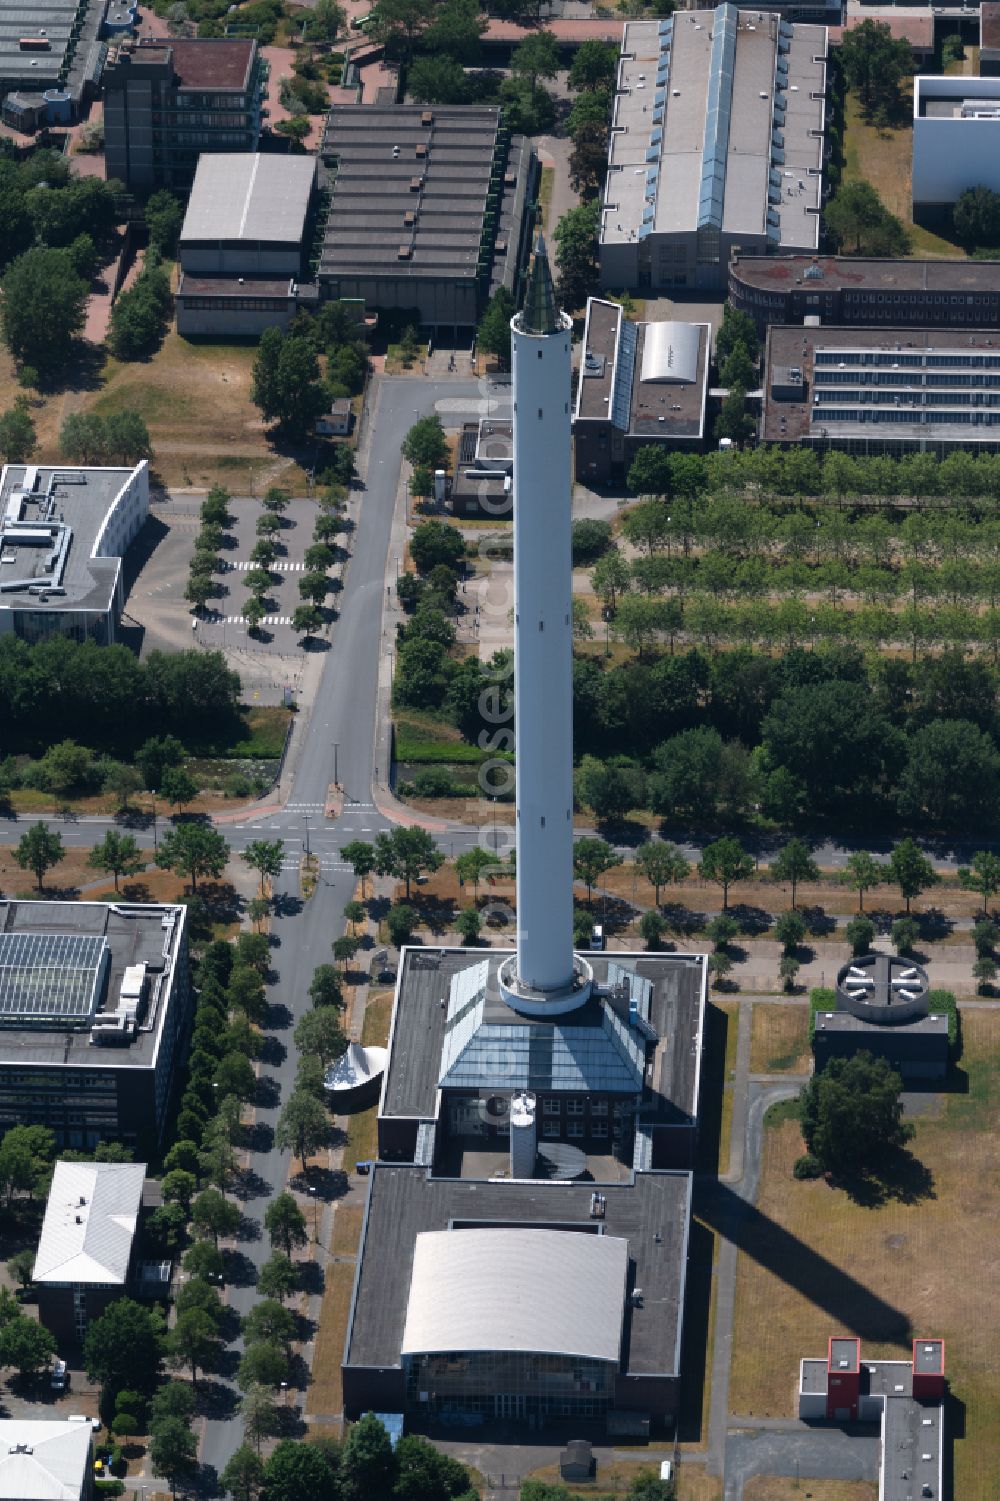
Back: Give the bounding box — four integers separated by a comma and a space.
50, 1360, 68, 1392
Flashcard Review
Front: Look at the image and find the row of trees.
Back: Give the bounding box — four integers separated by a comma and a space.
58, 407, 152, 465
251, 305, 367, 443
0, 637, 240, 751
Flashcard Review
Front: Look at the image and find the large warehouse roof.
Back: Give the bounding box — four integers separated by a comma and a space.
0, 1422, 92, 1501
400, 1228, 628, 1362
180, 153, 315, 245
34, 1161, 146, 1285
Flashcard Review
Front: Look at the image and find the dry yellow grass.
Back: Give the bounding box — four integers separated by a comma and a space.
749, 1005, 812, 1075
529, 1459, 719, 1501
729, 1010, 1000, 1499
676, 1467, 723, 1501
362, 990, 393, 1048
744, 1482, 875, 1501
307, 1258, 356, 1425
841, 88, 962, 259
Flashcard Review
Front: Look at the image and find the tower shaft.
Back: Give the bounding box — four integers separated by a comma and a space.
510, 277, 575, 994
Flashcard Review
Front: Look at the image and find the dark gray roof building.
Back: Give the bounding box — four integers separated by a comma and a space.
0, 0, 106, 130
343, 945, 707, 1434
573, 298, 710, 482
812, 953, 948, 1079
318, 105, 536, 327
0, 900, 191, 1151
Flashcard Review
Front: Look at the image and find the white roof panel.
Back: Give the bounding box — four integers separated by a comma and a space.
401, 1229, 628, 1362
0, 1422, 92, 1501
640, 320, 702, 384
33, 1161, 145, 1286
180, 153, 315, 245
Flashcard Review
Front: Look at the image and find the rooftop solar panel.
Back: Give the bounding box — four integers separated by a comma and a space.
0, 932, 108, 1025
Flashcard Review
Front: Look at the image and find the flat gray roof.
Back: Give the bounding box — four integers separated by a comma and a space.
0, 901, 186, 1073
180, 153, 315, 246
320, 105, 502, 284
345, 1164, 692, 1378
382, 947, 705, 1125
603, 6, 826, 248
763, 323, 1000, 444
0, 0, 104, 101
0, 463, 145, 617
732, 252, 1000, 294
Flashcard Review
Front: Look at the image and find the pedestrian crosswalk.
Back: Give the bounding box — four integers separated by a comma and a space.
230, 560, 307, 572
220, 615, 293, 626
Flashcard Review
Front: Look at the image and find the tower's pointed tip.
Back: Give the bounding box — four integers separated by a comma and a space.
521, 231, 560, 336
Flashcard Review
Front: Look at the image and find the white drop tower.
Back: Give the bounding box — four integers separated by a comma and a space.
498, 235, 592, 1016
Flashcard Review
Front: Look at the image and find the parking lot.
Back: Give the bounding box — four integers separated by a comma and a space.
196, 497, 335, 655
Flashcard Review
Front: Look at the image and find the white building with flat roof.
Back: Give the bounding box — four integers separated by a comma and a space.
599, 4, 827, 292
912, 75, 1000, 212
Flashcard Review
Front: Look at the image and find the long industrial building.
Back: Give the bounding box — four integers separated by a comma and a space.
318, 104, 536, 328
599, 5, 828, 292
729, 253, 1000, 335
0, 461, 149, 645
762, 323, 1000, 453
0, 0, 106, 132
0, 900, 191, 1150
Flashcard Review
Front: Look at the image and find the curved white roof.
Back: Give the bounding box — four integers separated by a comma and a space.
400, 1229, 628, 1362
324, 1042, 387, 1092
640, 320, 701, 384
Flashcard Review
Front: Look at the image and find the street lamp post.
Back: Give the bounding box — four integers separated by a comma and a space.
150, 791, 158, 851
333, 742, 339, 788
307, 1183, 318, 1242
303, 817, 310, 858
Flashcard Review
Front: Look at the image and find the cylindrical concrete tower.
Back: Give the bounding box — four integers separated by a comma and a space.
498, 234, 591, 1016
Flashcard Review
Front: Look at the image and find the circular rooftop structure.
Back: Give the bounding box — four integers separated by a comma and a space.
836, 953, 930, 1026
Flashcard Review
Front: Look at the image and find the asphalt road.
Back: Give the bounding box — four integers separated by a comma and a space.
193, 375, 497, 1481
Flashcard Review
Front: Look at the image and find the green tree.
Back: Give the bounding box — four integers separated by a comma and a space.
1, 247, 87, 370
592, 549, 631, 611
241, 1298, 295, 1351
294, 1007, 347, 1068
306, 0, 346, 41
340, 1413, 395, 1501
145, 190, 184, 255
161, 1168, 197, 1215
842, 851, 884, 914
553, 199, 600, 311
237, 1339, 288, 1392
14, 822, 64, 893
274, 1092, 330, 1174
511, 29, 560, 101
149, 1382, 196, 1427
103, 760, 144, 811
0, 399, 36, 463
846, 915, 876, 957
423, 0, 486, 61
308, 963, 345, 1010
191, 1188, 240, 1247
635, 840, 690, 904
953, 185, 1000, 249
387, 902, 418, 947
167, 1306, 220, 1384
182, 1240, 224, 1282
0, 1124, 54, 1204
477, 285, 516, 367
237, 1383, 280, 1452
800, 1051, 914, 1177
887, 838, 938, 913
639, 910, 665, 950
715, 304, 759, 363
292, 605, 324, 639
455, 845, 496, 901
959, 850, 1000, 915
769, 838, 819, 910
698, 837, 754, 911
262, 1439, 338, 1501
161, 766, 199, 813
838, 18, 913, 116
84, 1298, 165, 1393
897, 718, 1000, 827
0, 1313, 56, 1378
256, 1253, 299, 1303
299, 570, 330, 606
6, 1248, 35, 1291
156, 823, 229, 892
774, 909, 806, 954
572, 836, 622, 905
88, 830, 143, 893
221, 1445, 266, 1501
402, 415, 448, 471
409, 518, 464, 574
149, 1416, 197, 1498
251, 328, 328, 438
569, 38, 618, 91
824, 180, 910, 257
241, 838, 285, 896
373, 825, 443, 898
455, 905, 482, 945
